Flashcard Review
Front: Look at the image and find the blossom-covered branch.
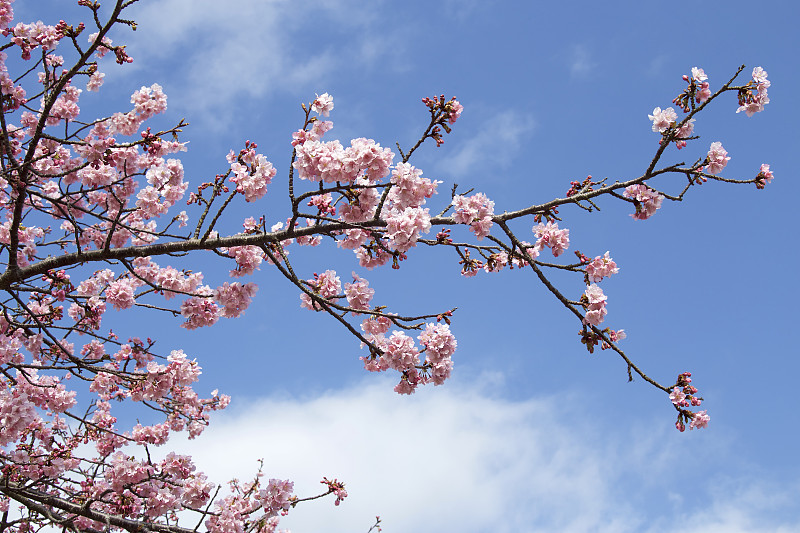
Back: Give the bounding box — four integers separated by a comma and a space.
0, 0, 774, 531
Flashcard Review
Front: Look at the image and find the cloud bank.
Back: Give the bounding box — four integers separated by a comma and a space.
160, 378, 800, 533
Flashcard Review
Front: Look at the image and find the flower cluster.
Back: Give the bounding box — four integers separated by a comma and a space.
648, 106, 678, 133
755, 163, 774, 189
671, 372, 709, 431
533, 221, 570, 257
293, 137, 394, 184
344, 272, 374, 312
704, 141, 730, 175
321, 477, 348, 506
259, 478, 295, 516
452, 193, 494, 239
227, 141, 276, 202
585, 251, 619, 283
581, 284, 608, 326
360, 319, 457, 394
623, 184, 663, 220
737, 67, 770, 117
300, 270, 342, 311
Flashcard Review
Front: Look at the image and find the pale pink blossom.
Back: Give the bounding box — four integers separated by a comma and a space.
585, 251, 619, 282
300, 270, 341, 310
751, 66, 768, 84
448, 99, 464, 124
382, 331, 420, 372
344, 273, 374, 311
362, 315, 392, 335
452, 192, 494, 239
213, 282, 258, 318
0, 389, 40, 446
533, 221, 570, 257
86, 71, 104, 91
756, 163, 774, 188
105, 278, 138, 310
312, 93, 334, 116
225, 246, 263, 277
388, 163, 439, 210
229, 152, 275, 202
418, 323, 457, 365
691, 67, 708, 82
690, 410, 710, 430
704, 141, 730, 175
648, 107, 677, 133
259, 478, 295, 517
696, 82, 711, 103
582, 284, 608, 326
180, 294, 220, 330
385, 206, 431, 252
669, 387, 686, 406
131, 84, 167, 119
623, 184, 663, 220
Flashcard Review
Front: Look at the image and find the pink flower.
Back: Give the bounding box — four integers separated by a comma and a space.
648, 107, 677, 133
751, 66, 768, 84
533, 221, 570, 257
669, 387, 686, 406
312, 93, 334, 116
452, 193, 494, 239
86, 71, 105, 92
623, 184, 663, 220
756, 163, 774, 189
230, 152, 275, 202
418, 323, 457, 365
0, 389, 40, 446
344, 273, 374, 311
130, 84, 167, 120
690, 410, 710, 430
674, 118, 695, 146
385, 206, 431, 252
585, 251, 619, 283
691, 67, 708, 82
704, 141, 730, 175
259, 479, 294, 517
213, 282, 258, 318
180, 295, 220, 330
696, 82, 711, 103
388, 163, 439, 210
737, 68, 770, 116
105, 278, 137, 310
225, 245, 263, 277
382, 331, 420, 372
300, 270, 341, 310
582, 284, 608, 326
448, 99, 463, 124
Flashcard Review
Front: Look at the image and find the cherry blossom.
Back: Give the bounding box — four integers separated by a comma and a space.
623, 184, 663, 220
704, 141, 730, 175
533, 221, 570, 257
648, 106, 677, 133
585, 252, 619, 283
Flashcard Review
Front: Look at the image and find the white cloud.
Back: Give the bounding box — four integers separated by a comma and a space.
158, 378, 800, 533
435, 111, 535, 180
120, 0, 395, 125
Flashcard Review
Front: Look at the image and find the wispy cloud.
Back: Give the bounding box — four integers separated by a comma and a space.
440, 0, 485, 22
435, 111, 535, 180
568, 44, 596, 78
119, 0, 396, 125
157, 378, 800, 533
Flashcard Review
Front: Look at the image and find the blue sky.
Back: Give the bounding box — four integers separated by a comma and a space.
20, 0, 800, 531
